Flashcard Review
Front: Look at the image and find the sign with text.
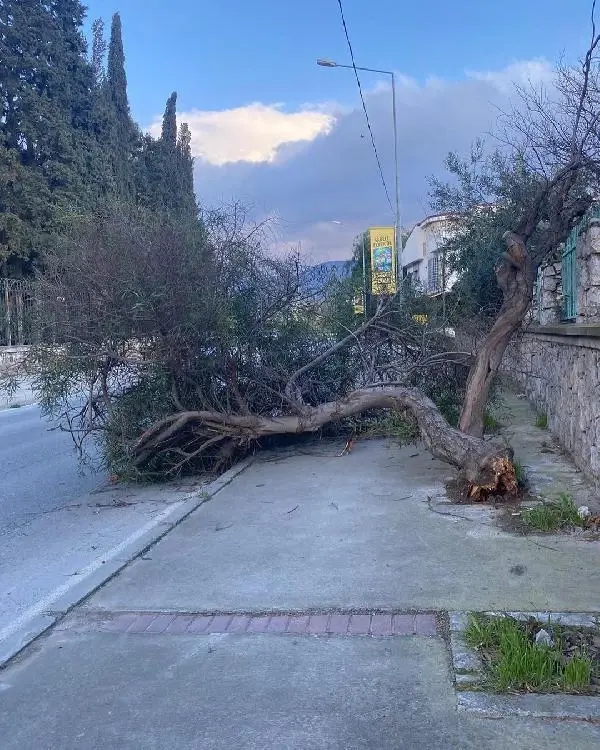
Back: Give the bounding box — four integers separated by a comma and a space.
369, 226, 397, 295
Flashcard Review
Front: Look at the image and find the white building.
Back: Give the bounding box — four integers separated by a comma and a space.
401, 213, 459, 295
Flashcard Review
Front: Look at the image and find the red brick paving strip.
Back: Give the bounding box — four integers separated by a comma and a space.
370, 614, 393, 636
96, 611, 438, 636
307, 614, 330, 634
245, 616, 271, 633
206, 615, 233, 633
286, 615, 310, 634
164, 615, 195, 634
392, 614, 414, 635
187, 615, 213, 634
227, 615, 251, 633
101, 614, 139, 632
349, 614, 371, 635
145, 614, 176, 634
413, 614, 437, 636
126, 614, 158, 633
267, 615, 289, 632
327, 614, 350, 635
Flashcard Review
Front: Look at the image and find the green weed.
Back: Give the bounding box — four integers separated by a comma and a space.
483, 411, 501, 432
512, 460, 527, 488
465, 613, 594, 693
535, 412, 548, 429
522, 493, 584, 532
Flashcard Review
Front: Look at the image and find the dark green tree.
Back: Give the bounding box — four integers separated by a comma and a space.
161, 92, 178, 148
91, 18, 107, 85
0, 0, 109, 276
105, 12, 137, 198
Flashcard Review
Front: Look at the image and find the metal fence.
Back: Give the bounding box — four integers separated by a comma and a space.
561, 229, 577, 321
0, 278, 35, 346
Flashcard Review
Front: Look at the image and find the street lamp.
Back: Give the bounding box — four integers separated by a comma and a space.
316, 58, 402, 288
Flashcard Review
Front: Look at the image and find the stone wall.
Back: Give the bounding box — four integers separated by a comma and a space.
510, 327, 600, 481
510, 218, 600, 483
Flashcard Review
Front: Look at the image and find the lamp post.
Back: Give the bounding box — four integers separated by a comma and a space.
317, 58, 402, 289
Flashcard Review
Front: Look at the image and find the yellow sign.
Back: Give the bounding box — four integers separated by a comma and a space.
369, 226, 397, 295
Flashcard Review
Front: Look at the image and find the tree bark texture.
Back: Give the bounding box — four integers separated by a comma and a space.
459, 232, 535, 438
134, 386, 517, 500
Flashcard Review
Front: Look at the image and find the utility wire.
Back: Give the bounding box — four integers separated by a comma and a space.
335, 0, 394, 213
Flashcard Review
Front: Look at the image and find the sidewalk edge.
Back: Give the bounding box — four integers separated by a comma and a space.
0, 458, 252, 669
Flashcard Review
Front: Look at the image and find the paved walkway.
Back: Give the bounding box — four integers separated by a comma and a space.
1, 424, 600, 747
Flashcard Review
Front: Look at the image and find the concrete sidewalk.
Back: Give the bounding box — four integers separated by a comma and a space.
1, 438, 600, 748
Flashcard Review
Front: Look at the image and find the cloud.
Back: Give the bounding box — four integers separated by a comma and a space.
186, 60, 556, 263
149, 103, 335, 166
467, 59, 553, 92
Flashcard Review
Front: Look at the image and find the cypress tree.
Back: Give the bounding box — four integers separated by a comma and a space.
105, 12, 137, 198
161, 92, 178, 148
106, 13, 130, 123
0, 0, 107, 276
91, 18, 107, 85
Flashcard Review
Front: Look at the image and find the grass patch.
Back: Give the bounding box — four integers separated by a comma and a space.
522, 493, 584, 532
464, 613, 598, 694
483, 410, 501, 433
535, 412, 548, 429
512, 460, 527, 488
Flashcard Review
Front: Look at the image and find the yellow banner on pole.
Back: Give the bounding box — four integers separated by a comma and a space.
369, 226, 397, 295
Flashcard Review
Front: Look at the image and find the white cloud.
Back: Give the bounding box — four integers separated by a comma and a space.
190, 60, 558, 263
467, 59, 553, 92
149, 103, 335, 166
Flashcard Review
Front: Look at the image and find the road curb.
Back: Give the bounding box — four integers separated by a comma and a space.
0, 458, 252, 669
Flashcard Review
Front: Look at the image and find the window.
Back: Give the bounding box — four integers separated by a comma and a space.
427, 253, 441, 293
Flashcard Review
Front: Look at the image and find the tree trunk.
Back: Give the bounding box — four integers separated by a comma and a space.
134, 386, 517, 500
459, 232, 535, 437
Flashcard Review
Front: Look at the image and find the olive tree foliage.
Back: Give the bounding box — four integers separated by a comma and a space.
429, 143, 540, 321
2, 198, 485, 485
427, 3, 600, 439
23, 203, 366, 476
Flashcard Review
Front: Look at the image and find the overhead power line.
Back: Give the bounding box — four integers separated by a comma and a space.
335, 0, 394, 214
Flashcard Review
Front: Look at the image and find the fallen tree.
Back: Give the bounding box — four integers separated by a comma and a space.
8, 6, 600, 500
132, 386, 517, 500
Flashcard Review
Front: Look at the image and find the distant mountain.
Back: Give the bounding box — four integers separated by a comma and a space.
300, 260, 352, 295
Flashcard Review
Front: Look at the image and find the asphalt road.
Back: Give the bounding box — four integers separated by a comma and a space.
0, 404, 203, 655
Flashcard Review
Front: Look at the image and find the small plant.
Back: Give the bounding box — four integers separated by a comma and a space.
512, 460, 527, 488
483, 411, 501, 433
522, 493, 584, 532
562, 653, 593, 692
464, 613, 596, 693
535, 412, 548, 429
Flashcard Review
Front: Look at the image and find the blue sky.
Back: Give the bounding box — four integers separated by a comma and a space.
83, 0, 596, 260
